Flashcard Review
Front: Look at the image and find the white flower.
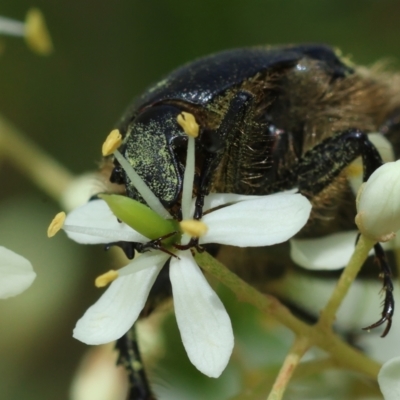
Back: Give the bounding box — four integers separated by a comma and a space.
378, 356, 400, 400
63, 191, 310, 377
0, 246, 36, 298
57, 122, 312, 378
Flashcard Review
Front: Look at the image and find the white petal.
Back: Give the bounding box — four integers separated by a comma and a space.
200, 192, 311, 246
118, 251, 170, 276
60, 172, 104, 212
169, 252, 233, 378
73, 253, 167, 344
378, 356, 400, 400
290, 231, 359, 270
199, 189, 298, 213
0, 246, 36, 298
201, 193, 259, 213
64, 200, 147, 244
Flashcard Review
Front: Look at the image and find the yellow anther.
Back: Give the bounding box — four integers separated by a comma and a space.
180, 219, 208, 238
95, 270, 119, 288
47, 211, 66, 237
102, 129, 122, 156
177, 112, 199, 138
25, 8, 53, 55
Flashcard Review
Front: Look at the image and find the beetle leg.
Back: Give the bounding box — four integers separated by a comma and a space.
137, 232, 180, 258
105, 232, 180, 259
116, 325, 155, 400
293, 129, 396, 335
296, 128, 383, 195
105, 241, 136, 259
194, 90, 255, 219
362, 243, 394, 337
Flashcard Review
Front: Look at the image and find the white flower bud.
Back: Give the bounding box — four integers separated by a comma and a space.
355, 160, 400, 242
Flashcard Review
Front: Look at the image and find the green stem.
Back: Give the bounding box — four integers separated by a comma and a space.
317, 234, 375, 329
0, 113, 73, 202
267, 336, 310, 400
195, 251, 381, 379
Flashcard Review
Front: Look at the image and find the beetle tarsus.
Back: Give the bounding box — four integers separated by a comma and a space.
362, 243, 394, 337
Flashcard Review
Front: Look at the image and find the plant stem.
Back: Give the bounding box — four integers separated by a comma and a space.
317, 234, 375, 329
195, 251, 381, 379
267, 336, 310, 400
0, 113, 73, 202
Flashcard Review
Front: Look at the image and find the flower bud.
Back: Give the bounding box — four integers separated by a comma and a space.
355, 160, 400, 242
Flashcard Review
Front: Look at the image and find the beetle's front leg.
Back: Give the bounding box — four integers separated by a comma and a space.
296, 128, 383, 196
194, 90, 255, 219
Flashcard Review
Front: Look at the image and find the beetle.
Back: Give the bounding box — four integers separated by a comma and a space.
104, 44, 400, 399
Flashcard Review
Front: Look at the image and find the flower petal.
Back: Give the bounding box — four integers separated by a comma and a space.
356, 160, 400, 242
64, 199, 147, 244
378, 356, 400, 400
201, 193, 259, 213
0, 246, 36, 298
118, 251, 170, 276
198, 189, 298, 213
200, 192, 311, 246
290, 231, 359, 270
73, 253, 167, 344
169, 252, 234, 378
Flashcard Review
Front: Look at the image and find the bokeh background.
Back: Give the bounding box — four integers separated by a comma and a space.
0, 1, 400, 399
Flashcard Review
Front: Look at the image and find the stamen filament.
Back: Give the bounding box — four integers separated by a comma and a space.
0, 17, 25, 36
63, 224, 146, 242
113, 150, 171, 219
181, 135, 195, 220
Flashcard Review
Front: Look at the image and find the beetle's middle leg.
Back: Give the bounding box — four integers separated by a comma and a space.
294, 128, 397, 335
295, 128, 382, 196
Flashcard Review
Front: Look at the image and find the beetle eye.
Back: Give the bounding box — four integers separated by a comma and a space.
199, 128, 224, 153
171, 134, 188, 150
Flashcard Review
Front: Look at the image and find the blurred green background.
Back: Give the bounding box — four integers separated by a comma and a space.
0, 1, 399, 399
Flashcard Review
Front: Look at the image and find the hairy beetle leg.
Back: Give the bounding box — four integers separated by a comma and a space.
362, 243, 394, 337
297, 128, 383, 195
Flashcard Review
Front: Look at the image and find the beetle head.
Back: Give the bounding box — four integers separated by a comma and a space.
116, 104, 189, 210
